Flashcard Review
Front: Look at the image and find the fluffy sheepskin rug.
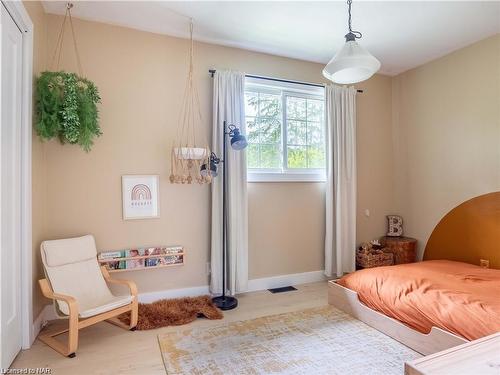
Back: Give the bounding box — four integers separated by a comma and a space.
119, 295, 223, 330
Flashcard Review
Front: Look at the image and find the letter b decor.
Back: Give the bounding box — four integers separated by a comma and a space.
386, 215, 403, 237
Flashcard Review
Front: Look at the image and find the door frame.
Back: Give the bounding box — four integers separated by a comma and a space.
1, 0, 33, 349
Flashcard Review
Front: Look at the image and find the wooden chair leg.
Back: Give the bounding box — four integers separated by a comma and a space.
39, 309, 79, 357
105, 302, 138, 331
129, 299, 138, 330
106, 316, 132, 330
38, 329, 69, 357
68, 308, 79, 356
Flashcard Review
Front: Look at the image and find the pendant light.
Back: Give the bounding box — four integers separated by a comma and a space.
323, 0, 380, 84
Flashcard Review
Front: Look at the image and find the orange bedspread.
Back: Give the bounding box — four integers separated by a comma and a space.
337, 260, 500, 341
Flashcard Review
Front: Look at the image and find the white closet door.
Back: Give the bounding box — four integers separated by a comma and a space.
0, 3, 23, 368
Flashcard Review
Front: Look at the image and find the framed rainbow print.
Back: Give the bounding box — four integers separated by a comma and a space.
122, 175, 160, 220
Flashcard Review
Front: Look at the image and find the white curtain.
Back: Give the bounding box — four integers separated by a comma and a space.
324, 84, 357, 278
210, 70, 248, 295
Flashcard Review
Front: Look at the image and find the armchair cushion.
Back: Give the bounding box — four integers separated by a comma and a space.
43, 235, 97, 267
79, 295, 133, 318
41, 235, 131, 317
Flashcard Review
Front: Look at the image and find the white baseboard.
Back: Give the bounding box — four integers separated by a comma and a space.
140, 270, 325, 302
138, 285, 210, 303
246, 270, 326, 292
33, 304, 57, 341
32, 307, 45, 342
33, 270, 326, 333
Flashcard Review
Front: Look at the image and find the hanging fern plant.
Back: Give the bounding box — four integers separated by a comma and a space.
35, 1, 102, 151
36, 71, 102, 152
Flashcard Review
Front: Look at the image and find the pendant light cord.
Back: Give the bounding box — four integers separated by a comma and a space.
347, 0, 362, 39
189, 18, 194, 81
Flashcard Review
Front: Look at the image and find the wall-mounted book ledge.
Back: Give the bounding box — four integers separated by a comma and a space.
98, 246, 184, 273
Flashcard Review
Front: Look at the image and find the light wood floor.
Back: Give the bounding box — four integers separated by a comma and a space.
13, 281, 328, 375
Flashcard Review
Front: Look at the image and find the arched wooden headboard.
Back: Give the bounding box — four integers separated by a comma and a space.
424, 192, 500, 269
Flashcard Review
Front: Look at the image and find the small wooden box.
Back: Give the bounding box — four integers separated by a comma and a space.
380, 236, 417, 264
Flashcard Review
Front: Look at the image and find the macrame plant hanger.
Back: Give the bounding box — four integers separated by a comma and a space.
50, 3, 83, 75
169, 19, 211, 185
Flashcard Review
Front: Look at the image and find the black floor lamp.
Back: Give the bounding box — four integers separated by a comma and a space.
200, 121, 247, 311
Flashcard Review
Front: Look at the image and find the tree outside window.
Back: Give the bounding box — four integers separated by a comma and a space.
244, 81, 325, 182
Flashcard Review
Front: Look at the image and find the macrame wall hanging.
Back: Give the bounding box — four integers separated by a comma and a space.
169, 20, 211, 184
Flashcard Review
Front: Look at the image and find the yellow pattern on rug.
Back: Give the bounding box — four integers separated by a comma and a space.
158, 305, 420, 374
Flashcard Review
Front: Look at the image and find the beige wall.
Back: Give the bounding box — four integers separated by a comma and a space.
21, 10, 395, 307
248, 183, 326, 279
23, 1, 48, 320
392, 34, 500, 258
356, 74, 395, 245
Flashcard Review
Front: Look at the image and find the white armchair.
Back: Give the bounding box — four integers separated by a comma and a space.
38, 235, 138, 357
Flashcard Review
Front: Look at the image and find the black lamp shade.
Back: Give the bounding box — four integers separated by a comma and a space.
200, 161, 218, 177
230, 129, 248, 150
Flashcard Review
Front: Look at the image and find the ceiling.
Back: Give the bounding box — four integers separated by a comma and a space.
42, 1, 500, 76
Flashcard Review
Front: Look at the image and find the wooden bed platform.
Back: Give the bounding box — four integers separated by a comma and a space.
328, 193, 500, 356
328, 280, 468, 355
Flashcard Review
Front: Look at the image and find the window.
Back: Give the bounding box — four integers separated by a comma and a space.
244, 77, 326, 182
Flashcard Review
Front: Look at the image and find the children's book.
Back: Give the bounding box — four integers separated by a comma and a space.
98, 250, 125, 260
155, 255, 183, 266
125, 249, 145, 269
98, 250, 126, 269
106, 260, 126, 270
165, 246, 183, 254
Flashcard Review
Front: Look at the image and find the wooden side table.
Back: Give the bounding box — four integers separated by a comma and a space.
380, 236, 417, 264
405, 332, 500, 375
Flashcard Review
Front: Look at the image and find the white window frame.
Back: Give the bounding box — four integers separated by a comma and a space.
245, 77, 326, 183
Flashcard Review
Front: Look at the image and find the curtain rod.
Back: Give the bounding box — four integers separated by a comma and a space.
208, 69, 363, 93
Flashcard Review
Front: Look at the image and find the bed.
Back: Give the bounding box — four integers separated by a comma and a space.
328, 192, 500, 355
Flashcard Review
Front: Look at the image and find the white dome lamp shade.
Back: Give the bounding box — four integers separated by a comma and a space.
323, 0, 381, 84
323, 33, 381, 84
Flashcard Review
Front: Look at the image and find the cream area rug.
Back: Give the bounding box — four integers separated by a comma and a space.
158, 306, 420, 374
